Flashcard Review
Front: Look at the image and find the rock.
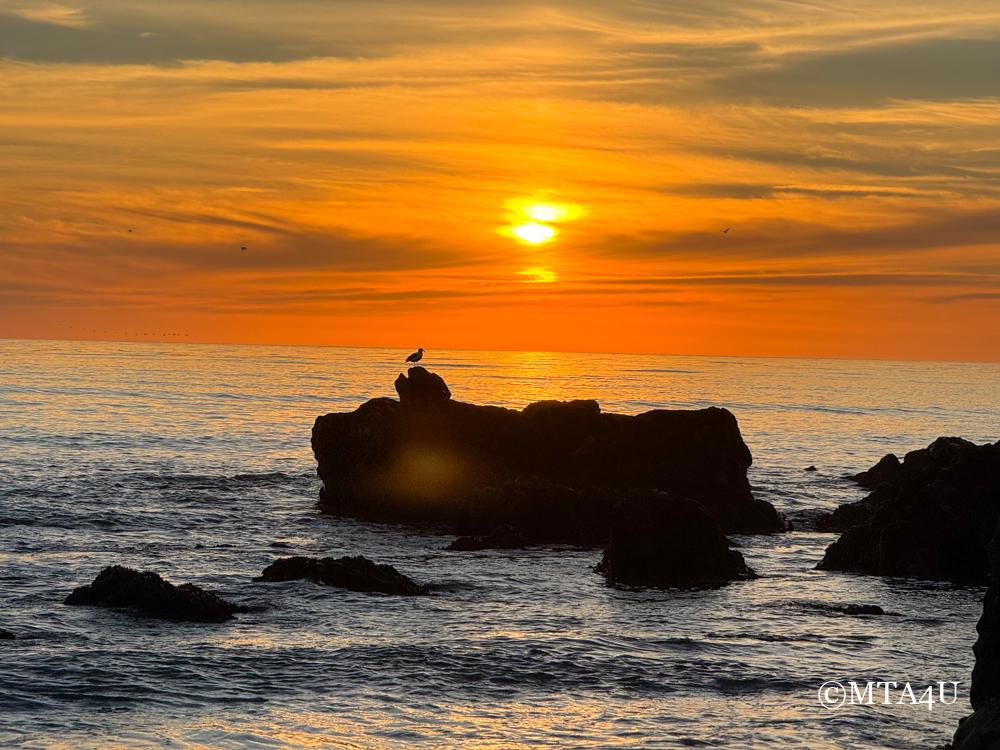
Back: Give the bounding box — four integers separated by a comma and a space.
804, 465, 817, 472
446, 524, 530, 551
817, 438, 1000, 583
394, 367, 451, 407
851, 452, 902, 489
0, 628, 14, 640
797, 601, 896, 617
64, 565, 242, 623
312, 368, 783, 542
951, 521, 1000, 749
255, 555, 427, 595
595, 492, 756, 588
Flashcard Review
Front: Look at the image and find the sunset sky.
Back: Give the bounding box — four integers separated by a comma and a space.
2, 1, 999, 360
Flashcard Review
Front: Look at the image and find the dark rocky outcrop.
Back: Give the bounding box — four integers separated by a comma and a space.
951, 522, 1000, 749
255, 555, 427, 596
446, 524, 530, 551
312, 368, 782, 544
596, 492, 756, 588
0, 628, 14, 640
817, 438, 1000, 583
64, 566, 242, 623
851, 452, 902, 489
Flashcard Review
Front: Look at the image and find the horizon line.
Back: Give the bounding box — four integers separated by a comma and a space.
2, 334, 998, 367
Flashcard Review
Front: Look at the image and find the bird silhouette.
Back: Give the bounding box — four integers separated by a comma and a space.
722, 227, 730, 234
241, 246, 247, 251
405, 347, 425, 364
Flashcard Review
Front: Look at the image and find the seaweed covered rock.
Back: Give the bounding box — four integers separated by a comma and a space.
312, 368, 782, 542
818, 438, 1000, 583
64, 566, 242, 623
255, 555, 427, 596
596, 492, 756, 588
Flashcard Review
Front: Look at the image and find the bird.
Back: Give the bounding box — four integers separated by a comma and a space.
722, 227, 730, 234
241, 246, 247, 251
405, 347, 425, 365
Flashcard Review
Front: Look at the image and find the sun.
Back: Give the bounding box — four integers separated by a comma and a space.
497, 197, 584, 246
511, 222, 556, 245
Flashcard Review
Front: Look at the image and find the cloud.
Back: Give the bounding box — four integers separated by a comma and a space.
10, 3, 88, 28
714, 36, 1000, 106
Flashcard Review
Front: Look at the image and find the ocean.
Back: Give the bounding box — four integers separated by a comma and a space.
1, 339, 998, 749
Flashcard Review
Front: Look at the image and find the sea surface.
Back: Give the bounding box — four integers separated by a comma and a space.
1, 339, 998, 749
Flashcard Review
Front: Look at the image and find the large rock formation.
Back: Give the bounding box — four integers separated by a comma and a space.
255, 555, 428, 596
951, 522, 1000, 749
817, 438, 1000, 583
596, 492, 756, 588
65, 566, 243, 623
312, 368, 782, 544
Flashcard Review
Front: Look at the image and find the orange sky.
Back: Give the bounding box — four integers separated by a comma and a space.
1, 1, 999, 360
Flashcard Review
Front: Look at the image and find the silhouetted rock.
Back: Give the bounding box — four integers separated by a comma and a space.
951, 521, 1000, 749
818, 438, 1000, 583
64, 566, 242, 623
851, 452, 902, 489
0, 628, 14, 640
312, 368, 783, 543
255, 555, 427, 595
804, 465, 817, 472
596, 492, 756, 588
394, 367, 451, 407
446, 524, 530, 551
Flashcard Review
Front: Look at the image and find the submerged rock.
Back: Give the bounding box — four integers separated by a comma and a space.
818, 437, 1000, 583
255, 555, 427, 596
312, 368, 782, 543
596, 492, 756, 588
446, 524, 531, 551
64, 566, 242, 623
951, 522, 1000, 749
796, 601, 896, 617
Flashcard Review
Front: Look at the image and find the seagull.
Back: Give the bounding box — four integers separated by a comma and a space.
722, 227, 730, 234
405, 347, 425, 364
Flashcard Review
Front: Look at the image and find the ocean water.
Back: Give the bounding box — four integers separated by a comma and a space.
1, 339, 998, 749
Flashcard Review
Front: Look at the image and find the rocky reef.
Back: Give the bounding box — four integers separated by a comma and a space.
817, 437, 1000, 583
951, 521, 1000, 749
255, 555, 427, 596
65, 566, 243, 623
312, 367, 782, 544
596, 492, 756, 588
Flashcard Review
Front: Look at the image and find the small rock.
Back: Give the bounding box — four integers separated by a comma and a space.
255, 555, 427, 596
446, 524, 530, 551
804, 465, 817, 472
0, 629, 15, 640
65, 565, 243, 623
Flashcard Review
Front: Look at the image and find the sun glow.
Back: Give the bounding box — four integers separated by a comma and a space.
498, 197, 584, 247
519, 267, 558, 283
511, 222, 556, 245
